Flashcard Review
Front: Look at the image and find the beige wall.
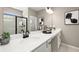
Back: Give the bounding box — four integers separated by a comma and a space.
28, 8, 37, 17
37, 7, 79, 47
53, 7, 79, 47
0, 8, 4, 34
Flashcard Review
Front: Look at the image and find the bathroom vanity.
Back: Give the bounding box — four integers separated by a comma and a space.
0, 28, 61, 52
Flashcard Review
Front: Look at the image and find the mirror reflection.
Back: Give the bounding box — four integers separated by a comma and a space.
1, 7, 52, 35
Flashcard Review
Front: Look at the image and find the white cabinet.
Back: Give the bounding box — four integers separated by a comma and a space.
33, 41, 52, 52
51, 33, 61, 52
33, 32, 61, 52
51, 36, 58, 52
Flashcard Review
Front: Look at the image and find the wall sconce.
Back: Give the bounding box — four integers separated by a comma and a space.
46, 7, 53, 14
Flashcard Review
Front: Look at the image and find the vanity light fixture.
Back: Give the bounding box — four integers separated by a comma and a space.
46, 7, 53, 14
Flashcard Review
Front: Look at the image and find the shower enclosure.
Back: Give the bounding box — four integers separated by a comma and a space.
15, 16, 27, 34
3, 13, 28, 34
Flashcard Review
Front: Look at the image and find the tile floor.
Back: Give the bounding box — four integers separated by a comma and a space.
57, 43, 79, 52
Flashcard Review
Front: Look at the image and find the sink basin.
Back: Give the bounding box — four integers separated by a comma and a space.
42, 31, 52, 34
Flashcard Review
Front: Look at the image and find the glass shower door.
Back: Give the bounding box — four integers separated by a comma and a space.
15, 16, 27, 34
3, 14, 27, 34
3, 15, 15, 34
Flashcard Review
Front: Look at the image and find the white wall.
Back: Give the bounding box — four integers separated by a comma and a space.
22, 8, 28, 17
4, 7, 23, 16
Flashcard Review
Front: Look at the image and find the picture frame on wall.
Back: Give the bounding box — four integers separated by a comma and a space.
65, 10, 79, 25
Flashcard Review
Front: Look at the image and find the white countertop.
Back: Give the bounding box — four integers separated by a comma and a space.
0, 28, 61, 52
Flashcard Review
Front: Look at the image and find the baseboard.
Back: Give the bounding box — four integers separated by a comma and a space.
61, 42, 79, 50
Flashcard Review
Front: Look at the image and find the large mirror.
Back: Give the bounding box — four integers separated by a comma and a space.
2, 7, 52, 35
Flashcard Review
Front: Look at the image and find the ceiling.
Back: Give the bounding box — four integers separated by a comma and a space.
13, 7, 45, 11
29, 7, 45, 11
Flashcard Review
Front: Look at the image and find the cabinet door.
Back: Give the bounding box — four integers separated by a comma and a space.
51, 36, 58, 52
33, 42, 51, 52
51, 33, 61, 52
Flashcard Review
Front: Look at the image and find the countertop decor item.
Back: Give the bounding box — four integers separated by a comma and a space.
0, 32, 10, 45
39, 18, 44, 30
23, 31, 29, 38
42, 25, 52, 34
